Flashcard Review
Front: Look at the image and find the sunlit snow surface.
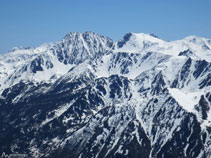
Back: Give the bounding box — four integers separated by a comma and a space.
115, 33, 211, 62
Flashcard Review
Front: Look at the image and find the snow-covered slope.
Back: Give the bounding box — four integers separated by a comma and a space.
0, 32, 114, 93
116, 33, 211, 62
0, 32, 210, 158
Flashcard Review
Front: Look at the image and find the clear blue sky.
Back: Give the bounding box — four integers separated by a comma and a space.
0, 0, 211, 53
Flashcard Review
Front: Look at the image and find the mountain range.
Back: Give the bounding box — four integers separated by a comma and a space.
0, 32, 210, 158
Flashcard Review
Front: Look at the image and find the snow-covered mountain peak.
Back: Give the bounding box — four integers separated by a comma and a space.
1, 31, 210, 92
62, 31, 113, 45
183, 35, 209, 43
62, 31, 94, 42
54, 31, 114, 65
114, 33, 211, 62
130, 32, 164, 42
0, 32, 116, 93
0, 31, 211, 158
182, 35, 210, 48
116, 32, 164, 52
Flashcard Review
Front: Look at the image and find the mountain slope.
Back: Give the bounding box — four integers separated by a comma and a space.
0, 32, 210, 158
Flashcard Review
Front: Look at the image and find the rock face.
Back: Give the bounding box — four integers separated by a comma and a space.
0, 32, 211, 158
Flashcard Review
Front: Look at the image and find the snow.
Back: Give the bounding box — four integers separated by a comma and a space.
115, 33, 211, 62
168, 87, 211, 129
95, 54, 111, 78
168, 88, 202, 113
41, 101, 75, 126
32, 55, 74, 82
0, 31, 114, 94
0, 31, 211, 157
0, 32, 210, 94
115, 33, 164, 53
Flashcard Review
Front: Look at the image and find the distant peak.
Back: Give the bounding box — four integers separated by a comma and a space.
84, 31, 97, 35
183, 35, 210, 43
63, 31, 104, 37
131, 32, 164, 41
183, 35, 200, 41
62, 31, 110, 42
63, 32, 81, 40
117, 32, 164, 49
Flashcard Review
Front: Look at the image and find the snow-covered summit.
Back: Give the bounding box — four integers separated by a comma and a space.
0, 31, 211, 92
116, 32, 164, 51
115, 33, 211, 62
0, 32, 115, 91
56, 31, 114, 64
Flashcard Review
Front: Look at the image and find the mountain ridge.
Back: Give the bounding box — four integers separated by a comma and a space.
0, 31, 210, 158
